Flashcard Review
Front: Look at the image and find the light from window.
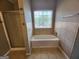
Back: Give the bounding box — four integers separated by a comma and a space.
34, 10, 53, 28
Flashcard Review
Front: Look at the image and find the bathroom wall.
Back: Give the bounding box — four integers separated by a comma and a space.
70, 28, 79, 59
55, 0, 79, 57
24, 0, 33, 53
32, 0, 55, 10
31, 0, 56, 35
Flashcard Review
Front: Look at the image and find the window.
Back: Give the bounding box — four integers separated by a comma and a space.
34, 10, 53, 28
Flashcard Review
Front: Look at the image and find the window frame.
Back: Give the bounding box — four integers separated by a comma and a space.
34, 10, 53, 29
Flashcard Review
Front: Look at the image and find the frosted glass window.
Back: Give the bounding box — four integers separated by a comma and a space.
34, 11, 53, 28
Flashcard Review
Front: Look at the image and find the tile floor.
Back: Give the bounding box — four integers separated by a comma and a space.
9, 48, 66, 59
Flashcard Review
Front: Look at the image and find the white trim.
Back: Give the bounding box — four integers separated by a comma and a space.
58, 47, 70, 59
3, 49, 10, 56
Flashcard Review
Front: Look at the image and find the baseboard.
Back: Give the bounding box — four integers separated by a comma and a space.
3, 49, 10, 56
32, 46, 58, 48
58, 47, 70, 59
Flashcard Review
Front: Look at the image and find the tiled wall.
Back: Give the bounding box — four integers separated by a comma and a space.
55, 0, 79, 57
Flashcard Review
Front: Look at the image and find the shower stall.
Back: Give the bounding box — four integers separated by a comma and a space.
0, 10, 31, 56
